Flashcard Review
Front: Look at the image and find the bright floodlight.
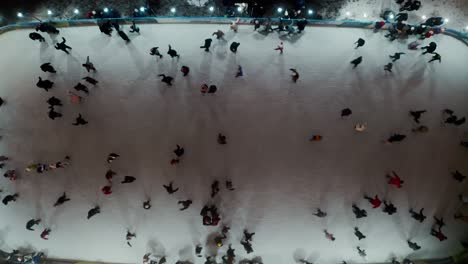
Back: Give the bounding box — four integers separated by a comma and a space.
103, 7, 109, 13
466, 26, 468, 30
140, 6, 145, 12
73, 9, 79, 14
345, 11, 351, 16
421, 15, 426, 20
170, 7, 176, 13
389, 13, 394, 19
444, 18, 449, 23
17, 12, 23, 18
363, 13, 367, 18
277, 7, 283, 13
237, 6, 242, 12
308, 9, 313, 15
209, 6, 214, 12
47, 10, 53, 15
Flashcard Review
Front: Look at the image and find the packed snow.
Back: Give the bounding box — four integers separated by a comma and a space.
0, 23, 467, 264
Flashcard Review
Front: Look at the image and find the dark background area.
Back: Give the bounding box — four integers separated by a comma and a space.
0, 0, 348, 26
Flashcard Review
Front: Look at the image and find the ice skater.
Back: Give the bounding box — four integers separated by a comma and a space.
163, 181, 179, 194
26, 219, 41, 231
150, 47, 163, 59
461, 141, 468, 148
230, 18, 240, 32
341, 108, 352, 117
364, 195, 382, 208
407, 240, 421, 250
178, 199, 192, 211
240, 240, 253, 254
126, 231, 136, 247
87, 206, 100, 219
389, 52, 405, 62
74, 83, 89, 94
296, 18, 308, 33
290, 68, 299, 83
409, 208, 426, 222
121, 176, 136, 184
383, 200, 397, 215
387, 171, 404, 188
313, 208, 327, 218
54, 37, 72, 54
433, 216, 445, 228
274, 42, 284, 54
355, 123, 367, 132
409, 110, 426, 123
354, 227, 366, 240
4, 170, 17, 181
386, 133, 406, 143
428, 52, 441, 63
454, 117, 466, 126
167, 45, 180, 58
384, 63, 393, 73
158, 74, 173, 86
421, 42, 437, 54
207, 85, 218, 94
82, 56, 96, 72
412, 124, 429, 133
36, 77, 54, 91
69, 91, 83, 104
352, 204, 367, 218
29, 32, 45, 42
200, 38, 213, 52
430, 227, 447, 241
243, 229, 255, 242
226, 180, 235, 190
107, 153, 119, 164
357, 247, 366, 257
40, 228, 51, 240
181, 66, 190, 76
129, 21, 140, 33
47, 97, 62, 109
143, 200, 151, 209
354, 38, 365, 49
230, 42, 240, 53
218, 133, 227, 144
2, 193, 19, 205
54, 192, 70, 207
211, 180, 220, 198
48, 108, 62, 120
102, 185, 112, 195
40, 63, 56, 73
350, 56, 363, 68
83, 76, 98, 85
324, 230, 335, 241
212, 30, 225, 40
408, 40, 421, 50
452, 170, 466, 182
236, 65, 243, 78
72, 114, 88, 126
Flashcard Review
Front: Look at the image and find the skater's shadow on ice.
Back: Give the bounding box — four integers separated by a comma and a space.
293, 249, 319, 264
0, 226, 11, 248
178, 245, 195, 263
279, 33, 301, 44
399, 62, 426, 97
65, 55, 82, 81
147, 238, 166, 256
205, 232, 221, 257
200, 52, 214, 80
239, 257, 263, 264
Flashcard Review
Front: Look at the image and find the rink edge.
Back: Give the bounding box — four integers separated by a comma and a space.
0, 17, 467, 46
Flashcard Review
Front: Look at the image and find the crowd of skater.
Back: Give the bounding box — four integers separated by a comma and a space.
1, 2, 467, 263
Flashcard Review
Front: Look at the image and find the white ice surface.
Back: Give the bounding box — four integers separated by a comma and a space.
0, 24, 467, 264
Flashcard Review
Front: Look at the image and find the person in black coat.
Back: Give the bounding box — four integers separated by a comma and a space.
163, 181, 179, 194
350, 56, 363, 68
296, 18, 308, 33
41, 63, 56, 73
200, 39, 213, 52
54, 37, 72, 54
407, 240, 421, 250
421, 42, 437, 54
48, 108, 62, 120
74, 83, 89, 94
83, 77, 98, 85
167, 45, 180, 58
72, 114, 88, 126
389, 52, 405, 62
352, 204, 367, 218
423, 17, 444, 27
181, 66, 190, 76
150, 47, 163, 58
409, 208, 426, 222
158, 74, 173, 86
240, 240, 253, 254
386, 133, 406, 143
26, 218, 41, 231
178, 200, 192, 210
428, 52, 441, 63
121, 176, 136, 184
87, 206, 100, 219
174, 145, 184, 157
29, 32, 45, 42
383, 200, 397, 215
2, 193, 19, 205
354, 227, 366, 240
208, 85, 217, 94
230, 42, 240, 53
36, 77, 54, 91
47, 97, 62, 108
354, 38, 365, 49
53, 192, 70, 207
118, 30, 130, 42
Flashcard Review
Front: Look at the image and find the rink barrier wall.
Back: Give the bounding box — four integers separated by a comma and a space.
0, 16, 467, 46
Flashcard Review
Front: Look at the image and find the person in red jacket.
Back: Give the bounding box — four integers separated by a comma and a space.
430, 227, 447, 241
102, 185, 112, 195
387, 171, 404, 188
364, 195, 382, 208
40, 228, 51, 240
